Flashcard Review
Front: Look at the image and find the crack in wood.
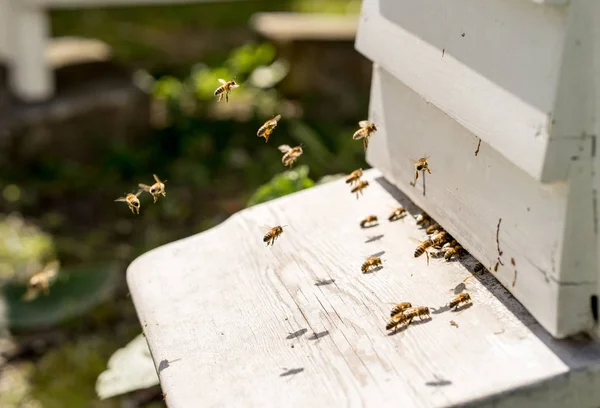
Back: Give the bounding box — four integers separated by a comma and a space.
474, 138, 482, 156
495, 218, 503, 256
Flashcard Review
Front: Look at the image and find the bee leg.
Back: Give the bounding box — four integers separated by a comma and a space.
226, 92, 229, 103
217, 93, 223, 103
425, 250, 430, 266
427, 167, 432, 174
153, 195, 158, 204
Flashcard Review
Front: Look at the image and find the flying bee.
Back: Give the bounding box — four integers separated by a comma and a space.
426, 223, 441, 235
23, 260, 60, 301
405, 306, 431, 321
388, 207, 406, 222
360, 215, 378, 228
414, 238, 434, 264
413, 156, 431, 184
390, 302, 412, 317
345, 168, 363, 186
214, 78, 239, 103
257, 114, 281, 143
415, 212, 431, 227
351, 180, 369, 199
115, 190, 143, 214
361, 256, 382, 273
352, 120, 378, 150
278, 145, 303, 167
386, 312, 413, 331
139, 174, 167, 203
449, 293, 472, 310
263, 225, 287, 247
444, 243, 464, 261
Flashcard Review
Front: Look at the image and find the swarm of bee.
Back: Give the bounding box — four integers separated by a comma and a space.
115, 174, 168, 215
386, 305, 431, 332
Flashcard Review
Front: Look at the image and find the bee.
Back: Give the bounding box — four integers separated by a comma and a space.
351, 180, 369, 199
263, 225, 286, 247
115, 190, 143, 214
449, 293, 472, 310
214, 79, 239, 103
352, 120, 378, 150
415, 212, 431, 227
414, 238, 434, 264
139, 174, 167, 203
345, 168, 363, 186
405, 306, 431, 321
257, 114, 281, 143
444, 243, 464, 261
386, 312, 413, 331
431, 230, 451, 246
388, 207, 406, 221
390, 302, 412, 317
413, 156, 431, 184
23, 260, 60, 301
361, 256, 382, 273
278, 145, 303, 167
425, 223, 441, 235
360, 215, 378, 228
473, 263, 485, 273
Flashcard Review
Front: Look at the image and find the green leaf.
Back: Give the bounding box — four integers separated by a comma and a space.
95, 333, 159, 400
2, 263, 119, 331
247, 165, 315, 207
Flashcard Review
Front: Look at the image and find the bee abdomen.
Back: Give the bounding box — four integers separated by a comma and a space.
214, 87, 224, 95
390, 302, 412, 317
263, 234, 272, 242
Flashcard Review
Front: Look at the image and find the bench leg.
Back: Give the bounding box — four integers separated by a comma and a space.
10, 5, 54, 101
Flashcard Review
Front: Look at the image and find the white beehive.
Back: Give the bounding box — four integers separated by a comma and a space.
356, 0, 600, 338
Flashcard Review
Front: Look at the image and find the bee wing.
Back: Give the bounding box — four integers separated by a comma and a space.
218, 78, 227, 85
22, 287, 40, 301
138, 184, 152, 192
272, 114, 281, 123
278, 145, 292, 153
42, 260, 60, 280
153, 174, 162, 184
358, 120, 370, 127
260, 225, 275, 233
115, 197, 127, 202
352, 128, 365, 140
135, 189, 144, 198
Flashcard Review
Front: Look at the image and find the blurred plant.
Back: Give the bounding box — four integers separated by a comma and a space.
247, 165, 315, 207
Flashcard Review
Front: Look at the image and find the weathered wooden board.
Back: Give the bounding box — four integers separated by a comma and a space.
365, 64, 596, 338
355, 0, 587, 182
128, 170, 600, 407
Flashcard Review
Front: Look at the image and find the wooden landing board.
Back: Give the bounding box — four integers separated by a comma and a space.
127, 169, 600, 408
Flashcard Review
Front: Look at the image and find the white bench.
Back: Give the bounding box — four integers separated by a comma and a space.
127, 0, 600, 406
0, 0, 241, 102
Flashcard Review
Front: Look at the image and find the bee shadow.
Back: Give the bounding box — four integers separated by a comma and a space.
363, 266, 384, 274
369, 251, 386, 258
431, 305, 450, 315
286, 328, 308, 339
360, 223, 379, 229
450, 303, 473, 312
365, 234, 384, 243
386, 324, 410, 336
410, 317, 432, 326
307, 330, 330, 340
315, 279, 335, 287
453, 282, 466, 294
388, 215, 407, 223
280, 367, 305, 377
425, 378, 452, 387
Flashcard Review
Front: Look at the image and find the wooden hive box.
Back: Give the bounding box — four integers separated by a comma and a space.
355, 0, 600, 339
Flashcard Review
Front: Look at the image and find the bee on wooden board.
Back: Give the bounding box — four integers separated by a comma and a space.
425, 223, 441, 235
390, 302, 412, 317
139, 174, 167, 203
414, 238, 434, 265
278, 145, 303, 168
386, 311, 413, 331
352, 120, 378, 150
263, 225, 287, 247
23, 260, 60, 301
257, 114, 281, 143
444, 243, 464, 261
214, 79, 239, 103
405, 306, 431, 321
413, 156, 432, 184
449, 293, 472, 310
431, 230, 451, 246
361, 256, 382, 273
351, 180, 369, 199
345, 168, 363, 186
388, 207, 406, 222
360, 215, 378, 228
115, 190, 143, 214
415, 212, 431, 227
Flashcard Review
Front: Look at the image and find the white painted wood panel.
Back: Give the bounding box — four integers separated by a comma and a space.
355, 0, 585, 182
128, 171, 600, 407
366, 66, 596, 338
23, 0, 239, 7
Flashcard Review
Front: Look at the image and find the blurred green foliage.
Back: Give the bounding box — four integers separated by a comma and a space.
247, 165, 315, 206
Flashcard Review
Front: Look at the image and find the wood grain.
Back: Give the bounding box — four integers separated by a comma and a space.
128, 171, 600, 407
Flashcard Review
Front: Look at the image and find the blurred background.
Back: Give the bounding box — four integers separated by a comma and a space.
0, 0, 371, 406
